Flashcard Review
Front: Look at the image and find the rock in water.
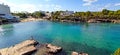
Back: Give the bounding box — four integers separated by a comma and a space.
79, 53, 88, 55
35, 44, 62, 55
72, 52, 79, 55
0, 40, 38, 55
71, 51, 88, 55
46, 44, 62, 53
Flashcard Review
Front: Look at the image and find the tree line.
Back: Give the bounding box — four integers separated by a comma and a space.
74, 9, 120, 20
12, 11, 45, 18
11, 9, 120, 21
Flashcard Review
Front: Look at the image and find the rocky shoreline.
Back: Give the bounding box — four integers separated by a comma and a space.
0, 39, 88, 55
0, 40, 38, 55
59, 19, 120, 23
87, 19, 120, 23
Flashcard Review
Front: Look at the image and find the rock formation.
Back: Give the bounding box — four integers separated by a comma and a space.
35, 44, 62, 55
0, 40, 38, 55
87, 19, 112, 23
72, 52, 79, 55
72, 51, 88, 55
0, 39, 88, 55
46, 44, 62, 53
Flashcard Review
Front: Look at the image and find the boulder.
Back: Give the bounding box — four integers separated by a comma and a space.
72, 51, 79, 55
46, 44, 62, 53
79, 53, 88, 55
112, 20, 120, 23
71, 51, 88, 55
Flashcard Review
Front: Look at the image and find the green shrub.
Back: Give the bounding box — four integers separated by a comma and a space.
113, 48, 120, 55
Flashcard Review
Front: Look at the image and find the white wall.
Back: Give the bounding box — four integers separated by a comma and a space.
0, 4, 10, 14
0, 4, 15, 19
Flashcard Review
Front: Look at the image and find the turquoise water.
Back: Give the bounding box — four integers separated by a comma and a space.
0, 21, 120, 55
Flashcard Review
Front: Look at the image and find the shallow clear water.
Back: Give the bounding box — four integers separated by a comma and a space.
0, 21, 120, 55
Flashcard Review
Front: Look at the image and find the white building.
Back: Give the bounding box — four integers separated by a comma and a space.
39, 10, 46, 14
45, 12, 51, 17
39, 11, 51, 18
60, 11, 74, 16
0, 4, 17, 20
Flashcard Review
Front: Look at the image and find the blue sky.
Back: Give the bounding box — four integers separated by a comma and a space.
0, 0, 120, 12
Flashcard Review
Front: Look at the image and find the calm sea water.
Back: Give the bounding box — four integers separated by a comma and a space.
0, 21, 120, 55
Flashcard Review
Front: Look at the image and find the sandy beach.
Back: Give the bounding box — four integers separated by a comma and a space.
20, 18, 45, 22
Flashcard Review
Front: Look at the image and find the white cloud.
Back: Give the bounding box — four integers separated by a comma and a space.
38, 4, 62, 11
53, 5, 62, 10
44, 0, 51, 2
101, 4, 111, 10
15, 4, 38, 12
94, 4, 112, 11
85, 4, 113, 11
83, 0, 98, 6
0, 0, 6, 4
13, 4, 62, 12
0, 0, 62, 12
0, 0, 4, 2
115, 3, 120, 6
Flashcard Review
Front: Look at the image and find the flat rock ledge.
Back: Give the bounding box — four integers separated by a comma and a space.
35, 44, 62, 55
0, 40, 38, 55
0, 40, 62, 55
72, 51, 88, 55
46, 44, 62, 53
